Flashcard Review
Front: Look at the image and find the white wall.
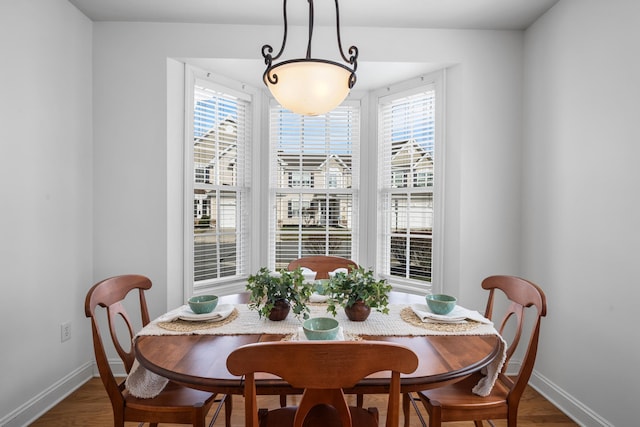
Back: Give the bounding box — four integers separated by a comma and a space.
523, 1, 640, 425
0, 1, 93, 425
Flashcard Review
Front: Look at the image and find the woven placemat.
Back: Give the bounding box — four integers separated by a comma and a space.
156, 308, 239, 333
399, 306, 481, 333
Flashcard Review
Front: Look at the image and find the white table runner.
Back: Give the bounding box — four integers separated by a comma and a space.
137, 303, 496, 336
127, 303, 505, 398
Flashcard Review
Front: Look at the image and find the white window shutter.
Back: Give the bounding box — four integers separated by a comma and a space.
190, 80, 252, 288
268, 104, 360, 269
378, 88, 436, 286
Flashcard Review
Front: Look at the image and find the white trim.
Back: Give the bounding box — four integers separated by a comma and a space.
183, 65, 262, 300
1, 362, 93, 427
529, 370, 613, 427
183, 65, 197, 302
495, 359, 612, 427
431, 70, 446, 292
372, 70, 445, 294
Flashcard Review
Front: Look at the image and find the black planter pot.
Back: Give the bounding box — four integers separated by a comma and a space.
344, 300, 371, 321
268, 299, 291, 321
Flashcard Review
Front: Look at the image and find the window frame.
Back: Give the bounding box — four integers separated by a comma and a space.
267, 100, 361, 270
371, 71, 445, 294
183, 66, 262, 298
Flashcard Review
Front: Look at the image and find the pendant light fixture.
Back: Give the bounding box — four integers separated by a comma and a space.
262, 0, 359, 116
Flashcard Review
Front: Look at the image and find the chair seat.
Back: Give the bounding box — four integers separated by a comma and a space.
418, 373, 510, 411
125, 380, 219, 412
258, 404, 379, 427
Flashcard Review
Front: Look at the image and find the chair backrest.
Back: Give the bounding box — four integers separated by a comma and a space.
227, 341, 418, 427
481, 275, 547, 403
287, 256, 359, 279
84, 274, 152, 407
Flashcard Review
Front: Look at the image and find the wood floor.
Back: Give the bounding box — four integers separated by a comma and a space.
30, 377, 578, 426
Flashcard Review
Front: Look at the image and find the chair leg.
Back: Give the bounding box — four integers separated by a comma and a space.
207, 394, 229, 427
195, 414, 206, 427
403, 393, 410, 427
428, 400, 442, 427
225, 394, 233, 427
279, 393, 287, 407
405, 393, 427, 427
357, 393, 364, 408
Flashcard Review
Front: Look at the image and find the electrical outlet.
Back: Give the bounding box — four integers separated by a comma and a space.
61, 321, 71, 342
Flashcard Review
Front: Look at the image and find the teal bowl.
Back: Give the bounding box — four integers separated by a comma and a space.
188, 295, 219, 314
303, 317, 340, 340
426, 294, 457, 315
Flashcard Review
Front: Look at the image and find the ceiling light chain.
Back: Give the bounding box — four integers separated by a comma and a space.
332, 0, 358, 88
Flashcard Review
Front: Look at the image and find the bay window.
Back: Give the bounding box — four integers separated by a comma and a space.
184, 68, 442, 294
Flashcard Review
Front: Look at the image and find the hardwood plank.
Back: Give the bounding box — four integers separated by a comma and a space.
30, 378, 578, 426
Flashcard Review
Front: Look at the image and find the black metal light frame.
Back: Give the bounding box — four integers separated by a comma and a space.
261, 0, 359, 90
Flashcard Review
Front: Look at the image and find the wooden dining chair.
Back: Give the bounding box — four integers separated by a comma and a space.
85, 274, 231, 427
287, 255, 359, 279
227, 341, 419, 427
403, 275, 547, 427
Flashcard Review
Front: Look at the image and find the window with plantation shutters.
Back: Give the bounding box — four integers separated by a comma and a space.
269, 104, 360, 270
189, 79, 252, 289
378, 87, 436, 286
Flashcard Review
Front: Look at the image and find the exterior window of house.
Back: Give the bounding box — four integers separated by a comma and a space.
378, 86, 437, 286
288, 171, 314, 188
288, 200, 311, 218
269, 104, 360, 269
327, 167, 342, 188
187, 78, 252, 290
195, 167, 211, 183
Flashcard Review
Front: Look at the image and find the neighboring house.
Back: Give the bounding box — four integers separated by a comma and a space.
387, 139, 434, 278
391, 139, 433, 189
276, 152, 353, 228
193, 118, 238, 229
389, 139, 434, 230
193, 126, 433, 234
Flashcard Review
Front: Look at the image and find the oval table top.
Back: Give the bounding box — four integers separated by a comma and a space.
134, 292, 501, 395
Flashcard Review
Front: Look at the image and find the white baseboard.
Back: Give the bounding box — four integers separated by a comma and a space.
1, 362, 94, 427
505, 359, 612, 427
529, 370, 614, 427
0, 359, 128, 427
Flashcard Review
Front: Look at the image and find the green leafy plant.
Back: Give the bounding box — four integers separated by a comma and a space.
325, 267, 392, 316
246, 267, 313, 320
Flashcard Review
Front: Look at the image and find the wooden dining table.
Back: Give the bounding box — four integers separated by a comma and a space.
134, 292, 502, 398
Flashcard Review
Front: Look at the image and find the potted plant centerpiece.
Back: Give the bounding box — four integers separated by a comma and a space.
326, 267, 392, 321
246, 267, 313, 321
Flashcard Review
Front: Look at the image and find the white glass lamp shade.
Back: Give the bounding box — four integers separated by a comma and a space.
265, 59, 352, 116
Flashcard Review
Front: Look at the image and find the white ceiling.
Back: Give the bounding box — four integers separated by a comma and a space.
68, 0, 559, 91
69, 0, 559, 30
